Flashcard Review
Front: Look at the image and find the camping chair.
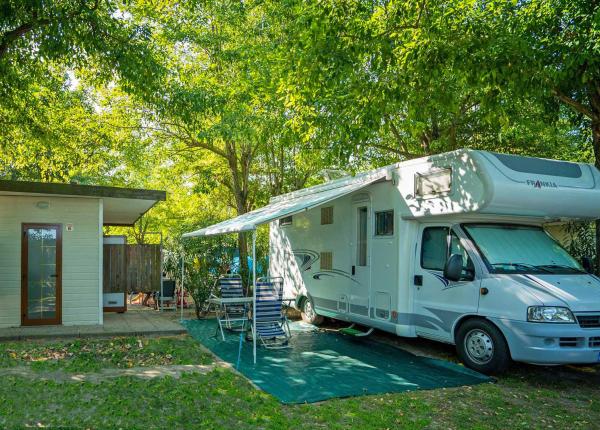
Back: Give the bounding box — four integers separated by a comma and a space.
250, 277, 291, 349
213, 274, 248, 340
155, 280, 177, 310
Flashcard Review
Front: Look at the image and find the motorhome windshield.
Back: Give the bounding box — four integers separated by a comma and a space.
463, 224, 585, 274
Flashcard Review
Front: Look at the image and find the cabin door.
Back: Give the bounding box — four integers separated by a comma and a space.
350, 202, 371, 317
21, 224, 62, 326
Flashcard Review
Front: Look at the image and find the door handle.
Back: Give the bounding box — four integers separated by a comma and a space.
351, 266, 355, 276
414, 275, 423, 286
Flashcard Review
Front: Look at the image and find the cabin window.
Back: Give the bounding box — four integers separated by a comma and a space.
321, 206, 333, 225
279, 216, 293, 226
320, 252, 333, 270
415, 168, 452, 198
375, 210, 394, 236
421, 227, 450, 271
357, 206, 368, 266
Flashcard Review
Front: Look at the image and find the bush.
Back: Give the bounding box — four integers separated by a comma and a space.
163, 235, 236, 319
188, 266, 215, 319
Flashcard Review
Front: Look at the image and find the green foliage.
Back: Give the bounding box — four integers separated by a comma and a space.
270, 0, 593, 165
1, 0, 599, 261
564, 222, 597, 265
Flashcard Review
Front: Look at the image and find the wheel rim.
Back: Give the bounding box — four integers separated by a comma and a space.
464, 329, 494, 365
304, 299, 315, 320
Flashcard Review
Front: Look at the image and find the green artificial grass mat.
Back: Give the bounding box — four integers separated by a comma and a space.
183, 319, 492, 404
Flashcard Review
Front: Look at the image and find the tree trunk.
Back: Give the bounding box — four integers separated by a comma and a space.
237, 232, 250, 293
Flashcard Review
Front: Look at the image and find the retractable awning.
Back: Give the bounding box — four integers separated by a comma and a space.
182, 167, 391, 238
181, 166, 391, 365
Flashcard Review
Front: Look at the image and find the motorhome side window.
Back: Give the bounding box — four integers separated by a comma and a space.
375, 210, 394, 236
450, 232, 474, 279
357, 206, 368, 266
421, 227, 474, 279
415, 168, 452, 198
279, 216, 293, 226
421, 227, 449, 270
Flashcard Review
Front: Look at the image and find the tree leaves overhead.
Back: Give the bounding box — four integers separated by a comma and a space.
0, 0, 598, 255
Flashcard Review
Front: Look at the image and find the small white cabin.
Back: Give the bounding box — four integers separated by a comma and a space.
0, 180, 165, 328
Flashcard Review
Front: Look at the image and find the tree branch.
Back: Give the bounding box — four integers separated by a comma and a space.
553, 88, 594, 119
0, 18, 49, 59
384, 115, 409, 152
0, 1, 101, 59
368, 142, 420, 159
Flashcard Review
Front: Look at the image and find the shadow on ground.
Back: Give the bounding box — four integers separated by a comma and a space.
317, 317, 600, 389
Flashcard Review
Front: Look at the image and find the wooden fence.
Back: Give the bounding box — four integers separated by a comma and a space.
103, 244, 161, 294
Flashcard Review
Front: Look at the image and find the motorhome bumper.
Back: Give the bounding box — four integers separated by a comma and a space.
490, 318, 600, 365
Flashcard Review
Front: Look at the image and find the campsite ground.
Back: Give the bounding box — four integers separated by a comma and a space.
0, 331, 598, 429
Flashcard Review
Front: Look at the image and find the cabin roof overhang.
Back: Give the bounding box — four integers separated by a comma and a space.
0, 180, 166, 226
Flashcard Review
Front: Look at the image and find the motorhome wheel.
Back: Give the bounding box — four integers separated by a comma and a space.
456, 319, 510, 374
301, 297, 324, 325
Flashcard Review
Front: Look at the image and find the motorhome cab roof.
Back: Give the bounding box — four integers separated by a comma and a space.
273, 149, 600, 222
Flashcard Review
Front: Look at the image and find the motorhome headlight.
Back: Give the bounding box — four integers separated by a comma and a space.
527, 306, 575, 323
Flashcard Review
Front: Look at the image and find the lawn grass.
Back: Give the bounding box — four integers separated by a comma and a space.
0, 335, 598, 429
0, 335, 212, 372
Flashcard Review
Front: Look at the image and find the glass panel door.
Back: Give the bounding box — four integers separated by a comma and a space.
22, 224, 61, 325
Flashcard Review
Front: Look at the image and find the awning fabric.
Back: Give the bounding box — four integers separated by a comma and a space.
182, 167, 390, 238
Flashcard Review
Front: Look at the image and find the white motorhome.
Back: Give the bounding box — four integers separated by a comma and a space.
266, 150, 600, 373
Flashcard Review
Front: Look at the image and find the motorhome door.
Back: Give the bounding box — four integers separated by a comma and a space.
350, 201, 371, 317
413, 225, 480, 342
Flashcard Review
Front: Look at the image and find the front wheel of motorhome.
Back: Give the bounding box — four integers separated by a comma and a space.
456, 319, 510, 375
301, 296, 324, 326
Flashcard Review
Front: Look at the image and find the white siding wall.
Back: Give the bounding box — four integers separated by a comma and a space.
0, 195, 101, 327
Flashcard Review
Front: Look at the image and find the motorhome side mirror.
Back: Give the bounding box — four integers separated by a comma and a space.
444, 254, 463, 282
582, 257, 594, 274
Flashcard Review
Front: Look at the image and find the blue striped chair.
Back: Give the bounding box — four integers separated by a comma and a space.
214, 274, 248, 340
251, 277, 290, 349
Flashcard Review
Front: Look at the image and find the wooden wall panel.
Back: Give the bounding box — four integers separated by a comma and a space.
103, 244, 161, 294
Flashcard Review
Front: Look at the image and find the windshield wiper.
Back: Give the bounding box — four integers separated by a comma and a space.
491, 263, 553, 273
534, 264, 585, 274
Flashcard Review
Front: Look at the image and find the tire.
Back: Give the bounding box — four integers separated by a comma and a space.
301, 296, 324, 325
455, 318, 511, 375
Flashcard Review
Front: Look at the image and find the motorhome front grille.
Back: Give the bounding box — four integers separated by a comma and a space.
559, 337, 582, 348
576, 315, 600, 328
589, 337, 600, 348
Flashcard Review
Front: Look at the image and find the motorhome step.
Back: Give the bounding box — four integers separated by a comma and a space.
339, 326, 374, 337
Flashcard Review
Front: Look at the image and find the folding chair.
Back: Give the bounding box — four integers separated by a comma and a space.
213, 274, 248, 340
155, 280, 177, 311
251, 277, 290, 349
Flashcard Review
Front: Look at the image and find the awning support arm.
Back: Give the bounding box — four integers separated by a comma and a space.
252, 229, 257, 364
